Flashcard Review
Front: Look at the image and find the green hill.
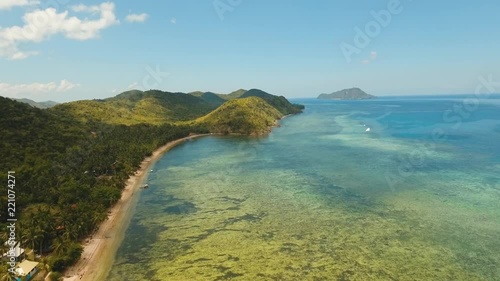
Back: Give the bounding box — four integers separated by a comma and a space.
0, 97, 86, 174
218, 89, 247, 100
188, 91, 204, 97
13, 98, 59, 108
195, 88, 303, 134
196, 96, 283, 135
189, 91, 226, 106
52, 90, 218, 125
241, 89, 304, 115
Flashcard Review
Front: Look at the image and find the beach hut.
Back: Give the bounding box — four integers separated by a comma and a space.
15, 260, 39, 281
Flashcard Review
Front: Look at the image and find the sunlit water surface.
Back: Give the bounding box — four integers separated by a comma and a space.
107, 97, 500, 280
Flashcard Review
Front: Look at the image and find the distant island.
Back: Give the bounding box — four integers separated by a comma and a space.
317, 88, 376, 100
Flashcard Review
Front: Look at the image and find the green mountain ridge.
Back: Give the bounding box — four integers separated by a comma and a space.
52, 90, 219, 125
188, 91, 226, 106
241, 89, 304, 115
187, 88, 304, 117
50, 88, 303, 127
13, 98, 59, 109
218, 89, 247, 100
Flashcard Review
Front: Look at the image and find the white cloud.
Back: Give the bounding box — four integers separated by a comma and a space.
126, 13, 148, 23
72, 4, 102, 13
361, 51, 378, 64
170, 18, 177, 24
0, 2, 119, 60
127, 82, 138, 89
0, 0, 39, 10
0, 80, 79, 97
57, 79, 78, 92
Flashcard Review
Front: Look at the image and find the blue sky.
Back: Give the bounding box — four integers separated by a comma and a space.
0, 0, 499, 102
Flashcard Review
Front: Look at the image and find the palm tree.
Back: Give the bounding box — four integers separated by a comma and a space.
33, 207, 54, 255
91, 211, 107, 232
36, 230, 45, 257
50, 236, 69, 256
18, 221, 27, 248
22, 225, 38, 252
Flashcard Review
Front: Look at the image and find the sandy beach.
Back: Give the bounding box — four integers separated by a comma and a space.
62, 134, 210, 281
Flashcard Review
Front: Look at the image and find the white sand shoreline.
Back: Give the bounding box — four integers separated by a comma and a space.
62, 134, 211, 281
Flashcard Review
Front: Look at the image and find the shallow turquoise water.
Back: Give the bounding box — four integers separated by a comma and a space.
108, 97, 500, 280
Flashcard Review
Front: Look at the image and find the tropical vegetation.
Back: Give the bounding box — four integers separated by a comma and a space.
0, 88, 302, 278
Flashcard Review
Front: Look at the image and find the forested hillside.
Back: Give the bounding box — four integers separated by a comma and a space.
241, 89, 304, 115
0, 96, 207, 275
53, 90, 218, 125
189, 91, 226, 106
0, 89, 302, 277
197, 97, 283, 135
217, 89, 247, 100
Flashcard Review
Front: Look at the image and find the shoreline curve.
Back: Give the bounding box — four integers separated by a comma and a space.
62, 134, 211, 281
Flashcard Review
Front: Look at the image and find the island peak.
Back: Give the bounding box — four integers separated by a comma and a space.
318, 88, 376, 100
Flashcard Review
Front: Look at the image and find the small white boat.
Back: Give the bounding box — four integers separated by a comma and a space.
365, 128, 371, 132
143, 184, 149, 189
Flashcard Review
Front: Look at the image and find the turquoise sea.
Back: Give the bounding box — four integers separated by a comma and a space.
107, 96, 500, 280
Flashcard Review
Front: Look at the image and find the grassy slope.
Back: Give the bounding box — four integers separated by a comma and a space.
189, 91, 226, 106
241, 89, 304, 115
52, 90, 218, 125
217, 89, 247, 100
195, 96, 283, 135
